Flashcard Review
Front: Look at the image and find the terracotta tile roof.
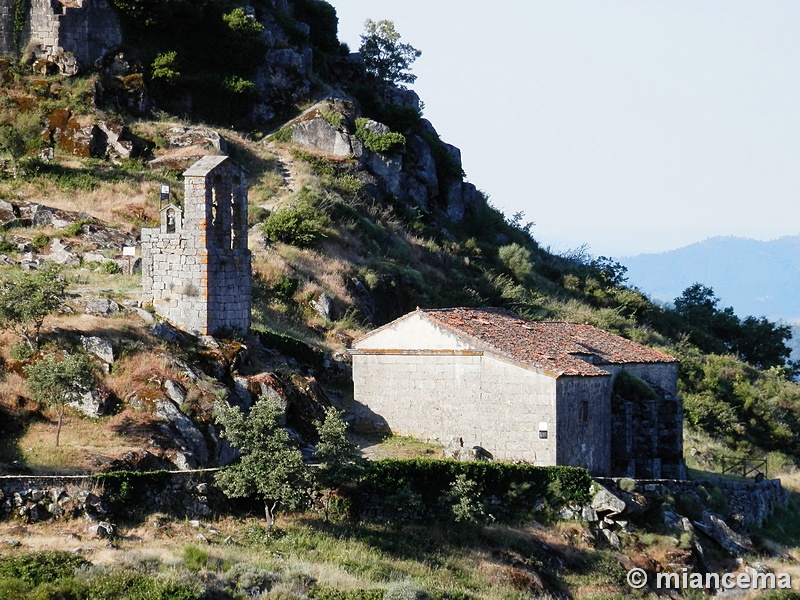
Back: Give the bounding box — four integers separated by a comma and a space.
419, 307, 677, 377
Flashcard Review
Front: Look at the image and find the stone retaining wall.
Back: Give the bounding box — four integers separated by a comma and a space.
0, 470, 220, 523
595, 476, 787, 527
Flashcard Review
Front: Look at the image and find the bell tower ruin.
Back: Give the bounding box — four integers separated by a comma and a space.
141, 155, 251, 335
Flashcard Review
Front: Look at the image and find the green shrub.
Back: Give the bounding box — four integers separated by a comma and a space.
223, 75, 257, 96
0, 577, 30, 599
613, 371, 658, 401
498, 243, 533, 280
271, 127, 293, 143
309, 588, 384, 600
0, 236, 18, 253
291, 149, 335, 177
181, 545, 210, 572
354, 118, 405, 153
31, 233, 50, 249
355, 459, 592, 523
223, 563, 277, 596
151, 51, 180, 84
444, 473, 493, 524
83, 260, 122, 274
60, 220, 87, 237
322, 110, 344, 130
0, 551, 89, 587
261, 189, 329, 247
10, 340, 35, 360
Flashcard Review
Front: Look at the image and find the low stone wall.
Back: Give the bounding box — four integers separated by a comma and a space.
0, 470, 221, 523
595, 476, 787, 527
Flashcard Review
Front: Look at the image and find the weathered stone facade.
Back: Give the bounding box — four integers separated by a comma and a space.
141, 155, 251, 336
0, 0, 121, 73
0, 0, 14, 57
352, 308, 684, 477
607, 363, 684, 479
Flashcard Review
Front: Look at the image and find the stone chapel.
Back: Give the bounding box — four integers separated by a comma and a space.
141, 155, 251, 335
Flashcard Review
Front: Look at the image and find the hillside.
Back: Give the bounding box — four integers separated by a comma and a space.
1, 1, 800, 598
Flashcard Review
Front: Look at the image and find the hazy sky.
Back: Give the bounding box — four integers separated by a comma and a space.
331, 1, 800, 257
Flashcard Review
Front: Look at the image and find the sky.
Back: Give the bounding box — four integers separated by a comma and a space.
330, 1, 800, 258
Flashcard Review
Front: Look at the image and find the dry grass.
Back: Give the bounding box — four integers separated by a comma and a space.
105, 349, 184, 402
0, 371, 29, 405
11, 411, 145, 473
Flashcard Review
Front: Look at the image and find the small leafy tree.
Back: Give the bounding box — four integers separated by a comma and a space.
313, 407, 367, 520
0, 265, 67, 350
444, 473, 493, 524
24, 352, 97, 447
498, 243, 533, 281
214, 396, 310, 529
359, 19, 421, 87
151, 51, 180, 85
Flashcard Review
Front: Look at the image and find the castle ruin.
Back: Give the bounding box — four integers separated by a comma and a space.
141, 155, 252, 336
0, 0, 121, 74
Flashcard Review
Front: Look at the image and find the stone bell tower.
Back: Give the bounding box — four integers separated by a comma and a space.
141, 155, 251, 335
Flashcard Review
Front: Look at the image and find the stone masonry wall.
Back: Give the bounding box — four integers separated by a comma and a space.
556, 375, 612, 476
1, 0, 122, 73
351, 351, 558, 464
0, 471, 219, 522
603, 363, 684, 479
141, 155, 251, 335
0, 0, 14, 56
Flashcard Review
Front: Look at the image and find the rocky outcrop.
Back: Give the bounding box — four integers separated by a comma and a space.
280, 96, 479, 224
69, 390, 111, 419
154, 396, 210, 468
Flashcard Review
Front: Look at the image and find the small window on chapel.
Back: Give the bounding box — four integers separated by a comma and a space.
581, 400, 589, 423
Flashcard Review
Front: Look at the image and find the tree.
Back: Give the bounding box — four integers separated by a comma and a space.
735, 316, 793, 371
214, 396, 310, 529
312, 407, 367, 521
359, 19, 421, 87
498, 243, 533, 281
24, 352, 97, 447
0, 124, 27, 176
673, 283, 793, 370
0, 265, 67, 350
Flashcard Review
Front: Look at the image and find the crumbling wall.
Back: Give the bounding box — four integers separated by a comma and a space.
0, 0, 121, 73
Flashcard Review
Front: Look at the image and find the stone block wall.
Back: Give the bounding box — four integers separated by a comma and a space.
1, 0, 121, 73
351, 351, 558, 464
0, 0, 14, 56
141, 156, 251, 335
605, 364, 684, 479
556, 375, 613, 475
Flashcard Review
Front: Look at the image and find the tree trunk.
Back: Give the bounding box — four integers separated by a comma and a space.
264, 501, 277, 532
55, 404, 64, 447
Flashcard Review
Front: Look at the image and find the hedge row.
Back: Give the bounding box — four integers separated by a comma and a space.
353, 458, 592, 523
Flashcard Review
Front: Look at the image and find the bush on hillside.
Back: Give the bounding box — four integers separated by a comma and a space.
261, 188, 329, 247
498, 243, 533, 281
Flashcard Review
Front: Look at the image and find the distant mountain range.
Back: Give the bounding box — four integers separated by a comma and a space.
621, 234, 800, 325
